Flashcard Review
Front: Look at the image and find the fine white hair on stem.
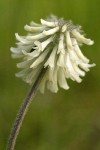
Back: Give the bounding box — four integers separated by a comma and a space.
11, 15, 95, 93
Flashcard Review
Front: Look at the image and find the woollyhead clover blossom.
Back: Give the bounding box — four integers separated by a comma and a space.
11, 16, 95, 93
8, 16, 96, 150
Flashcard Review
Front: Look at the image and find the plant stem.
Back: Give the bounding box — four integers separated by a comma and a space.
7, 67, 47, 150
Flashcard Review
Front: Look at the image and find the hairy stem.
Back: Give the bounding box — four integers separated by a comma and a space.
7, 67, 47, 150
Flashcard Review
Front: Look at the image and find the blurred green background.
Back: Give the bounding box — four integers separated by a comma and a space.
0, 0, 100, 149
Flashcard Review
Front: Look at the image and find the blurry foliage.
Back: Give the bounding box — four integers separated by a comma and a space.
0, 0, 100, 149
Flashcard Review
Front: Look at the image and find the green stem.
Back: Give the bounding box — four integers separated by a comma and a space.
7, 67, 47, 150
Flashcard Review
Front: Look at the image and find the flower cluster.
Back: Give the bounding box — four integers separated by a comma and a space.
11, 16, 95, 93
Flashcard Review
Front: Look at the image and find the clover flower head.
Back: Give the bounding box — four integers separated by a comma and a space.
11, 16, 95, 93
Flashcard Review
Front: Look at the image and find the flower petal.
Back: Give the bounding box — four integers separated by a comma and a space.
71, 38, 89, 63
24, 66, 42, 84
30, 21, 41, 27
34, 36, 54, 51
11, 54, 23, 59
43, 27, 59, 36
41, 19, 58, 27
47, 67, 58, 93
57, 33, 65, 54
30, 48, 50, 68
62, 25, 67, 32
26, 33, 46, 41
72, 63, 85, 77
22, 50, 40, 57
66, 31, 73, 50
58, 67, 69, 90
15, 33, 32, 44
15, 68, 30, 77
17, 59, 33, 68
24, 25, 45, 32
78, 62, 96, 72
44, 45, 57, 68
72, 29, 94, 45
10, 47, 22, 54
66, 53, 82, 82
57, 53, 65, 67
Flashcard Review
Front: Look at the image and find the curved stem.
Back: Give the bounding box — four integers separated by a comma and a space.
7, 67, 47, 150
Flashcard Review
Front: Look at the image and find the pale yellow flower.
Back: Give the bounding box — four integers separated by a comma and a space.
11, 16, 95, 93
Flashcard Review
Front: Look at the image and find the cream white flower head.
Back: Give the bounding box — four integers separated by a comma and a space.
11, 16, 95, 93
